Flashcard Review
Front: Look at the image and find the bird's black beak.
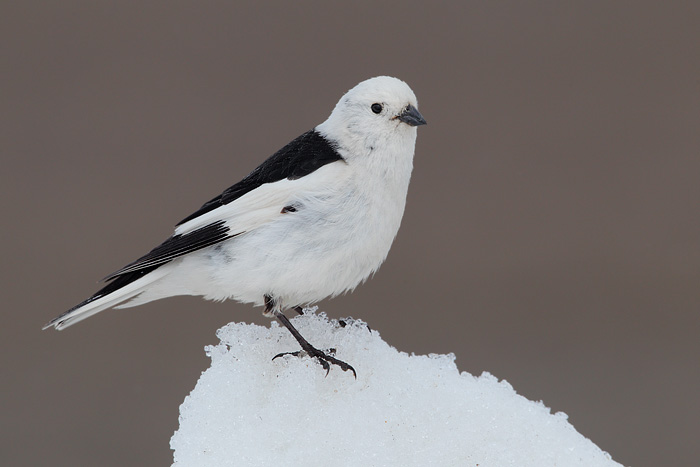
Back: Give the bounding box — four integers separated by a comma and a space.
397, 104, 427, 126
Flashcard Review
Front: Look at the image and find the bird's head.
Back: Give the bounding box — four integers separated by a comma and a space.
316, 76, 426, 159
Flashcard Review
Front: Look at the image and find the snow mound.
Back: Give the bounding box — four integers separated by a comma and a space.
171, 309, 621, 467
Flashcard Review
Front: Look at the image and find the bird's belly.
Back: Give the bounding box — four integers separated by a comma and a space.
201, 196, 403, 307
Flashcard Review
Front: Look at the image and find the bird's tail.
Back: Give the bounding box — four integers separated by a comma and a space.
43, 267, 168, 330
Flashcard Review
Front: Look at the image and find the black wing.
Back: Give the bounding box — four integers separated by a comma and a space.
103, 220, 231, 280
102, 129, 342, 283
48, 129, 344, 327
46, 221, 232, 328
177, 129, 343, 225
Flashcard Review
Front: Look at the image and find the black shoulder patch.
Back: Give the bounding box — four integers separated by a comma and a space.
177, 130, 343, 225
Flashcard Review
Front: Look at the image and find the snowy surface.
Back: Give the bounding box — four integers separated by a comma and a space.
171, 310, 621, 467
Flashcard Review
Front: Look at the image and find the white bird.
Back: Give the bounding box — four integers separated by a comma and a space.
44, 76, 426, 374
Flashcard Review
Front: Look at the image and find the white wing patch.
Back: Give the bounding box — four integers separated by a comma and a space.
174, 161, 350, 237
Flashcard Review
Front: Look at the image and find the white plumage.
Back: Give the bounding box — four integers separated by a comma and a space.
45, 76, 425, 372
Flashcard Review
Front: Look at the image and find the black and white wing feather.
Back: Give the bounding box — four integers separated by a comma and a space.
178, 130, 343, 225
111, 129, 343, 280
45, 129, 344, 329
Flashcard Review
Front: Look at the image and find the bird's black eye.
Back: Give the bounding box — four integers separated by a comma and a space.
371, 103, 383, 114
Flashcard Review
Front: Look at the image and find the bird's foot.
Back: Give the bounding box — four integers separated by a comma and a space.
273, 346, 356, 378
267, 300, 356, 377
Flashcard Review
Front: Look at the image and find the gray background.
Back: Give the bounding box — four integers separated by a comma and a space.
2, 2, 699, 466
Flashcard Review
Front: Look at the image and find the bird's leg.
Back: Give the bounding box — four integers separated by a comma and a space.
262, 295, 277, 318
293, 306, 304, 315
264, 295, 356, 377
273, 311, 357, 377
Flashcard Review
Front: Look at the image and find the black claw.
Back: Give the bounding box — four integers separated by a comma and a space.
272, 350, 301, 361
272, 347, 356, 378
272, 350, 330, 375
